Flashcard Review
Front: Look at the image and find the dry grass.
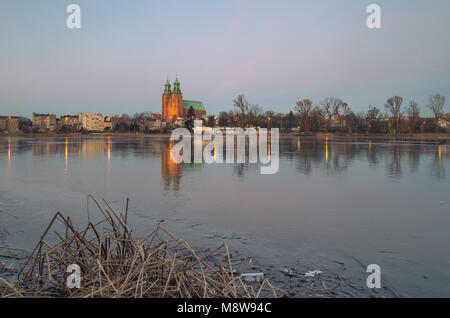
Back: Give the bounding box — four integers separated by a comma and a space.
0, 197, 282, 298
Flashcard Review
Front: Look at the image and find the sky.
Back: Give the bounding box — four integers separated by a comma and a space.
1, 0, 450, 118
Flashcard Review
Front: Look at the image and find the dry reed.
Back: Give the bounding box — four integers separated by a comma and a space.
1, 197, 281, 298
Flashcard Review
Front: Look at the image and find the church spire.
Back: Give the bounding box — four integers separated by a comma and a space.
173, 74, 181, 94
163, 77, 172, 95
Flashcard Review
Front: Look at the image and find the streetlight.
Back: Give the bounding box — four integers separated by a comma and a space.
267, 116, 271, 129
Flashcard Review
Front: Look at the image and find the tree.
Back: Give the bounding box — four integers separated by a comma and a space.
184, 106, 195, 131
233, 94, 250, 127
385, 96, 403, 135
321, 97, 344, 119
341, 102, 350, 116
427, 94, 446, 119
19, 117, 32, 133
295, 99, 313, 132
347, 111, 365, 134
321, 97, 344, 132
218, 112, 229, 127
309, 106, 323, 132
366, 106, 381, 134
406, 100, 420, 133
207, 115, 216, 127
285, 111, 297, 129
367, 106, 380, 120
247, 104, 262, 127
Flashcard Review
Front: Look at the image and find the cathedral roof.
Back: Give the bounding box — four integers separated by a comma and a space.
182, 100, 205, 111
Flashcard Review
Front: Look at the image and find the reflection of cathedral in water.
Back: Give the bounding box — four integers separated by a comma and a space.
161, 142, 183, 191
160, 142, 204, 191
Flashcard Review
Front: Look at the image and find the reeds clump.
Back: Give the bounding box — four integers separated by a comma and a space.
1, 197, 280, 298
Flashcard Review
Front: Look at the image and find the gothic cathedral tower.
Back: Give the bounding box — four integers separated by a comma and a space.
161, 78, 171, 121
162, 75, 183, 122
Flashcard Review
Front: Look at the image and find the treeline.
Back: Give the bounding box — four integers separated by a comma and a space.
212, 94, 448, 135
111, 112, 151, 133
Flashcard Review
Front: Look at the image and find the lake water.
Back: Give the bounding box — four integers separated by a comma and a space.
0, 136, 449, 297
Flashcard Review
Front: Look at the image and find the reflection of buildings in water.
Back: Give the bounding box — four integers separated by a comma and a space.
367, 140, 380, 166
64, 138, 69, 183
32, 142, 59, 156
8, 137, 11, 160
106, 137, 112, 187
30, 138, 112, 160
432, 145, 446, 180
81, 139, 110, 159
27, 136, 171, 162
1, 137, 21, 171
107, 136, 111, 162
161, 142, 183, 191
0, 137, 31, 165
8, 137, 12, 170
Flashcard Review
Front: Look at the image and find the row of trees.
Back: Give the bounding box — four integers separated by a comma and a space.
111, 113, 160, 133
212, 94, 447, 135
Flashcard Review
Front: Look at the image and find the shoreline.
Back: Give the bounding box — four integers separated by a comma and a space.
1, 131, 449, 143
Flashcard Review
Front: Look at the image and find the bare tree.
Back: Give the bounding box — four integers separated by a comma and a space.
406, 100, 420, 133
321, 97, 344, 132
427, 94, 446, 119
407, 101, 420, 117
366, 106, 381, 133
341, 102, 350, 115
321, 97, 343, 119
385, 96, 403, 135
367, 105, 380, 120
233, 94, 250, 127
218, 112, 229, 127
247, 104, 262, 126
295, 99, 313, 132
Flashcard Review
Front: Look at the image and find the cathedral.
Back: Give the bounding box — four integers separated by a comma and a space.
161, 76, 206, 122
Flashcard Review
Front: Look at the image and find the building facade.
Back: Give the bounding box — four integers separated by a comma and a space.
161, 76, 206, 122
0, 116, 20, 132
58, 115, 81, 130
32, 113, 57, 131
78, 113, 112, 131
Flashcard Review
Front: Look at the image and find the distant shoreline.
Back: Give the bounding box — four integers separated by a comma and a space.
1, 131, 449, 142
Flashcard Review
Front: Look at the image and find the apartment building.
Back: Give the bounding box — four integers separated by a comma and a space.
78, 113, 112, 131
32, 113, 57, 131
0, 116, 20, 132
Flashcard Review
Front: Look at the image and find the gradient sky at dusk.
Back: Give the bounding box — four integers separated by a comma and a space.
1, 0, 450, 117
